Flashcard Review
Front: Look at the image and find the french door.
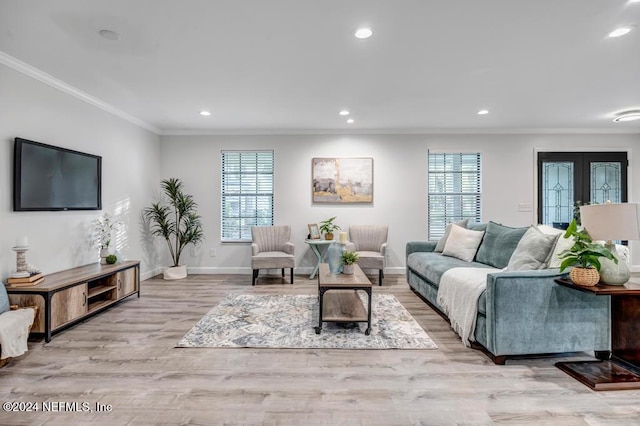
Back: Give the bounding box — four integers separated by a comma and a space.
537, 152, 628, 226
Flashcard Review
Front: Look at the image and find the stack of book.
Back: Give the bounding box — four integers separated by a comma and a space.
6, 272, 44, 287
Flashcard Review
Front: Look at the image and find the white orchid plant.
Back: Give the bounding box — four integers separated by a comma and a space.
92, 213, 121, 249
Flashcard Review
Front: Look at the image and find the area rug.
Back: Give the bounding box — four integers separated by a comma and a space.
176, 293, 437, 350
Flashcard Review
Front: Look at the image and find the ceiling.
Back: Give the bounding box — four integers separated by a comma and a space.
1, 0, 640, 134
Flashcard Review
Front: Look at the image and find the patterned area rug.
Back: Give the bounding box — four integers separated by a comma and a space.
176, 293, 437, 350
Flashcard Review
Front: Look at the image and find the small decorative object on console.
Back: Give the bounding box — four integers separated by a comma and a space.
558, 219, 617, 286
319, 216, 341, 240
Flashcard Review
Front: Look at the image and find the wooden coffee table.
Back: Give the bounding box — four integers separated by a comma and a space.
315, 263, 372, 335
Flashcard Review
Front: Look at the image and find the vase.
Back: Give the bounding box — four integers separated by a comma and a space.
342, 264, 354, 275
569, 266, 599, 287
100, 247, 110, 265
327, 242, 345, 274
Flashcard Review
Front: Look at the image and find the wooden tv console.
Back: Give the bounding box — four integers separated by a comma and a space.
7, 260, 140, 342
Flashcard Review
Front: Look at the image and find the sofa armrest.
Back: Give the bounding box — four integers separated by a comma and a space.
482, 269, 610, 356
406, 241, 437, 256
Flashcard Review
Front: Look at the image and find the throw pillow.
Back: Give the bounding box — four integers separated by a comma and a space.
506, 226, 561, 271
538, 224, 573, 268
475, 221, 528, 268
442, 224, 485, 262
0, 282, 9, 315
434, 218, 469, 252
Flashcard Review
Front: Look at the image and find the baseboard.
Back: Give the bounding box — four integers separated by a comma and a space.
185, 266, 407, 275
140, 267, 163, 281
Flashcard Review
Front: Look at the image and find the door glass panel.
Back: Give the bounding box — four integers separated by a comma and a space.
590, 162, 622, 204
542, 162, 574, 226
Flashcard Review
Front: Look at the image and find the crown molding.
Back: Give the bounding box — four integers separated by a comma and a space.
0, 51, 160, 134
161, 127, 640, 136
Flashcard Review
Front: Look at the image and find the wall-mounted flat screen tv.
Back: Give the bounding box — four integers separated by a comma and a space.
13, 137, 102, 211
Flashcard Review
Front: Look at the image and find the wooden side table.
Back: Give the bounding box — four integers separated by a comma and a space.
554, 276, 640, 390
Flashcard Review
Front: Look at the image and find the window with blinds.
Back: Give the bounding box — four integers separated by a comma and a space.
221, 151, 274, 242
428, 152, 482, 240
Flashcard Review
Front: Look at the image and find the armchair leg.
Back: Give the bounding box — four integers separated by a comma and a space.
252, 269, 259, 286
290, 268, 294, 284
379, 269, 383, 286
282, 268, 285, 278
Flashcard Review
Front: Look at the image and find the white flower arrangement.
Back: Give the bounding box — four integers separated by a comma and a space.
92, 213, 121, 249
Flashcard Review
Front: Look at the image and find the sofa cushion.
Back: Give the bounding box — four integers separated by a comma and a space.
0, 283, 9, 315
442, 224, 485, 262
434, 219, 469, 252
467, 221, 488, 232
506, 226, 560, 271
475, 221, 528, 268
407, 252, 494, 288
538, 224, 574, 268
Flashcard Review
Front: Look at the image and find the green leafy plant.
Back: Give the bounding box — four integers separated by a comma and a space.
143, 178, 204, 267
340, 250, 359, 266
105, 254, 118, 265
319, 216, 341, 235
558, 219, 617, 272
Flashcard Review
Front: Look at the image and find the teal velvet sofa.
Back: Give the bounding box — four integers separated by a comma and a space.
406, 222, 611, 364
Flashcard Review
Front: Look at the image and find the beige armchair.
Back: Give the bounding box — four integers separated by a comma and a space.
251, 225, 295, 286
345, 225, 388, 286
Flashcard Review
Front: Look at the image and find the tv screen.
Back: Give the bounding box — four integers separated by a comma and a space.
13, 138, 102, 211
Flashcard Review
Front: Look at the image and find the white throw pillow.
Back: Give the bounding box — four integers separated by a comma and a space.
506, 226, 560, 271
538, 224, 573, 268
434, 218, 469, 252
442, 224, 485, 262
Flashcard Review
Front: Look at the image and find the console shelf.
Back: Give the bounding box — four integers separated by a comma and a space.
7, 261, 140, 342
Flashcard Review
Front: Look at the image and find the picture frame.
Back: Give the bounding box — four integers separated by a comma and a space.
308, 223, 321, 239
312, 157, 373, 204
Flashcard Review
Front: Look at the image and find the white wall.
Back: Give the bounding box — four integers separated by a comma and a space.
0, 64, 161, 280
2, 59, 638, 279
160, 133, 640, 274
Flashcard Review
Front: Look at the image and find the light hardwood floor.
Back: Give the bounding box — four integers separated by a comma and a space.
1, 273, 639, 425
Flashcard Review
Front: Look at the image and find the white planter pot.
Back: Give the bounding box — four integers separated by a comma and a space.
163, 265, 187, 280
342, 264, 355, 275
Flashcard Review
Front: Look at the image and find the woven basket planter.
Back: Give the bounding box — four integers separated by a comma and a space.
570, 267, 600, 287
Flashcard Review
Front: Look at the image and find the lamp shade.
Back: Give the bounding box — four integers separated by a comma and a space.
580, 203, 640, 241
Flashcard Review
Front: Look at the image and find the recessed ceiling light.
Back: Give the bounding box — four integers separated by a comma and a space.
199, 110, 211, 116
608, 27, 631, 38
98, 29, 121, 41
339, 110, 350, 116
613, 110, 640, 122
346, 118, 355, 124
477, 109, 490, 115
354, 28, 373, 39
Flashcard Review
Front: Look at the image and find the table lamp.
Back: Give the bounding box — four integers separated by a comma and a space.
580, 202, 640, 285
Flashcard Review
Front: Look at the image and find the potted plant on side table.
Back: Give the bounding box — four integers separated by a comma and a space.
319, 216, 341, 240
144, 178, 204, 280
558, 219, 617, 286
340, 250, 359, 275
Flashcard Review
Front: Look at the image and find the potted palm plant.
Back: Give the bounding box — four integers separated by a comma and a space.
558, 219, 617, 286
143, 178, 204, 280
319, 216, 341, 240
340, 250, 359, 275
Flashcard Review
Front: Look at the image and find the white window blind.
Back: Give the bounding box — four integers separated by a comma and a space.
428, 152, 482, 240
221, 151, 274, 242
